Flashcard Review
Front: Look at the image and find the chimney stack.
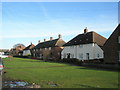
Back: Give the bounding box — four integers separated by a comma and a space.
50, 37, 53, 40
38, 40, 40, 44
84, 27, 88, 33
58, 34, 62, 39
44, 39, 46, 42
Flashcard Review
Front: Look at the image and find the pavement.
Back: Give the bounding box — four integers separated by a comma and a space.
0, 75, 2, 90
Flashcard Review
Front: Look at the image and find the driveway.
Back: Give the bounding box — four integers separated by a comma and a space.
0, 75, 2, 90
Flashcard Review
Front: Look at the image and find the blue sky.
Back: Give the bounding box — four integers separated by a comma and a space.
1, 2, 118, 49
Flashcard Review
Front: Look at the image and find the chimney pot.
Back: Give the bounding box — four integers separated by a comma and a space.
44, 39, 46, 42
58, 34, 62, 39
38, 40, 40, 44
50, 37, 53, 40
84, 27, 88, 33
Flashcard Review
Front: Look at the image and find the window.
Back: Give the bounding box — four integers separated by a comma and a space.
118, 36, 120, 43
49, 47, 51, 50
40, 48, 42, 51
86, 53, 89, 60
34, 54, 35, 57
70, 46, 74, 49
79, 45, 83, 48
40, 54, 42, 58
97, 54, 100, 59
64, 53, 66, 58
71, 54, 74, 58
79, 53, 83, 59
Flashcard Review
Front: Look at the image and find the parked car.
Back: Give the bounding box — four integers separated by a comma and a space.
0, 55, 8, 58
0, 57, 4, 75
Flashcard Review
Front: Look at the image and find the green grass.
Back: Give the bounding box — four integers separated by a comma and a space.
3, 57, 119, 88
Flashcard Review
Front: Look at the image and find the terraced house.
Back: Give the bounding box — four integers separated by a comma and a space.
32, 34, 66, 60
61, 28, 107, 62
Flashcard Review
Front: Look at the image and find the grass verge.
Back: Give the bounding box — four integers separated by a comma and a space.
3, 57, 119, 88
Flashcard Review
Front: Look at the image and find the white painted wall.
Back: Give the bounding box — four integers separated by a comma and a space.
23, 50, 31, 56
61, 43, 104, 60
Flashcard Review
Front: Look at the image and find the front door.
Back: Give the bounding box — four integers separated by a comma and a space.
67, 53, 70, 59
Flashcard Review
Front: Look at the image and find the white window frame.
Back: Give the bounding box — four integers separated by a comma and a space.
97, 53, 100, 59
49, 47, 51, 50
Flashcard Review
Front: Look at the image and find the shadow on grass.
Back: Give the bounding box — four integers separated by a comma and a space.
14, 58, 119, 72
75, 84, 96, 88
76, 66, 119, 72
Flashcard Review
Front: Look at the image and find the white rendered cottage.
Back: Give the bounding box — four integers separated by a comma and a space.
61, 28, 107, 61
23, 43, 34, 56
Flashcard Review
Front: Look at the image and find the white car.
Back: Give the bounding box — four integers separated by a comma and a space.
0, 55, 8, 58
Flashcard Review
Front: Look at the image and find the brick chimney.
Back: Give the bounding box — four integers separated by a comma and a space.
50, 37, 53, 40
84, 27, 88, 33
38, 40, 40, 44
58, 34, 62, 39
44, 39, 46, 42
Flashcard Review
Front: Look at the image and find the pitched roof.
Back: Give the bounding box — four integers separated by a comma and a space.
104, 24, 120, 46
33, 39, 59, 49
64, 31, 107, 47
24, 44, 35, 50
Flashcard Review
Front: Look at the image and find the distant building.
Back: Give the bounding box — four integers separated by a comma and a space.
61, 28, 107, 62
32, 34, 66, 60
23, 43, 35, 56
104, 24, 120, 64
0, 49, 9, 55
10, 44, 26, 56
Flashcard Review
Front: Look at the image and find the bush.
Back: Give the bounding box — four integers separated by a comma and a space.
61, 58, 83, 65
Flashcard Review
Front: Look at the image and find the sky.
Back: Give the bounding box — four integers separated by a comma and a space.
0, 1, 119, 49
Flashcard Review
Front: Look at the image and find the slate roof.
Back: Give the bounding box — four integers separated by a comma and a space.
33, 39, 60, 49
24, 44, 35, 50
64, 31, 107, 47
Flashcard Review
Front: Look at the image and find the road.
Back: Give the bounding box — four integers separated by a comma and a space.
0, 75, 2, 90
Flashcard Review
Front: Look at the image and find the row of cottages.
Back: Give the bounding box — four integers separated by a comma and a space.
61, 28, 107, 62
31, 34, 66, 60
23, 43, 35, 56
104, 24, 120, 64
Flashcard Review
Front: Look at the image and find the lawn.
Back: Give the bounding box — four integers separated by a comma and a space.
3, 57, 119, 88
